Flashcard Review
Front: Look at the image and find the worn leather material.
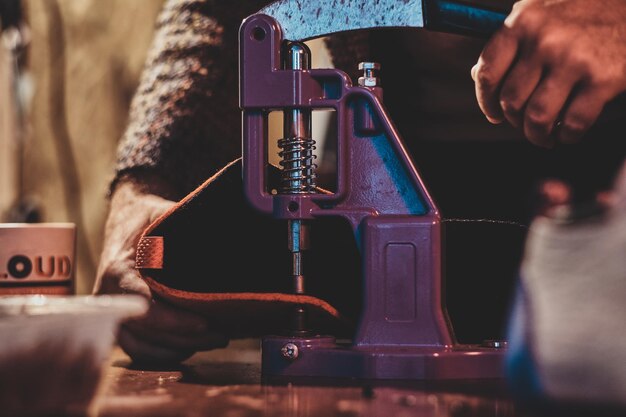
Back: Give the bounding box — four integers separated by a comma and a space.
135, 158, 361, 339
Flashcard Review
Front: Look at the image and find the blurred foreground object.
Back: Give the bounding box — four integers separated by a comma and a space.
0, 294, 148, 417
506, 164, 626, 412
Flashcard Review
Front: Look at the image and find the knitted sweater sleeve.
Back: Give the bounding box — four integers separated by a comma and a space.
112, 0, 268, 198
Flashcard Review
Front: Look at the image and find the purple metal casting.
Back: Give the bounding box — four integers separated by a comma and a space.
239, 14, 505, 380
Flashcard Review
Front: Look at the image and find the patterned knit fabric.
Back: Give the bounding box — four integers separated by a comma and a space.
114, 0, 268, 197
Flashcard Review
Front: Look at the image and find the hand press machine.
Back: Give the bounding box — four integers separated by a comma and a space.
239, 0, 510, 380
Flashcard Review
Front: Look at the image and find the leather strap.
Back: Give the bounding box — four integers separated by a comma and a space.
136, 236, 164, 269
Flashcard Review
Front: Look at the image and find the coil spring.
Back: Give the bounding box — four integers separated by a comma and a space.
278, 136, 317, 193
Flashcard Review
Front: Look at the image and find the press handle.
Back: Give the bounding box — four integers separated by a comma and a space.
424, 0, 509, 38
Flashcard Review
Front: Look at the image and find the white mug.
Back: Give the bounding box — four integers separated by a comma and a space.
0, 223, 76, 295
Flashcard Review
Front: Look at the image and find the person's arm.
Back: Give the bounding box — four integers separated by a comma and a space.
472, 0, 626, 148
94, 172, 228, 363
93, 0, 268, 363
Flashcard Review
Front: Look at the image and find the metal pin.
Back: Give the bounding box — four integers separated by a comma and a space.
358, 62, 381, 87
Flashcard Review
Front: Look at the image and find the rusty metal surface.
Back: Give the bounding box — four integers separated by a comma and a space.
258, 0, 424, 41
97, 342, 521, 417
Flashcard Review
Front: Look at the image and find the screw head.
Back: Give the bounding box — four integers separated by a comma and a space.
281, 343, 299, 360
358, 62, 381, 71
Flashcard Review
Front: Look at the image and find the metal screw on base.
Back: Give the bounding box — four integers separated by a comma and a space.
281, 343, 299, 360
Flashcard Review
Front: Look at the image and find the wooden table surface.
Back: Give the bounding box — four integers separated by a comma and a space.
95, 340, 524, 417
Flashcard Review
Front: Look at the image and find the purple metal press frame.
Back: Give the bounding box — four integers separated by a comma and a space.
240, 14, 504, 380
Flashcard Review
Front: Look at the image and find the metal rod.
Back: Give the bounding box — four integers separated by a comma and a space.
281, 42, 315, 336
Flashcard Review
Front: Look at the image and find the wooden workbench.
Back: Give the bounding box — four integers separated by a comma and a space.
95, 340, 523, 417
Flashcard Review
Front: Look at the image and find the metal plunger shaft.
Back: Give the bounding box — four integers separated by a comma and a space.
279, 42, 316, 335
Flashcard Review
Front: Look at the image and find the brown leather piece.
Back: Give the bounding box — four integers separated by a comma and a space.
135, 159, 360, 339
136, 236, 164, 269
143, 275, 344, 339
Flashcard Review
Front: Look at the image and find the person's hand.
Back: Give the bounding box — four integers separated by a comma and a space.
93, 174, 228, 364
472, 0, 626, 148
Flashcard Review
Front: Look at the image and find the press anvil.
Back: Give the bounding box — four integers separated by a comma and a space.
239, 0, 510, 380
